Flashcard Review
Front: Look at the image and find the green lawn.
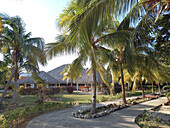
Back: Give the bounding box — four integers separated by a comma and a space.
0, 89, 160, 121
52, 94, 92, 104
0, 89, 157, 106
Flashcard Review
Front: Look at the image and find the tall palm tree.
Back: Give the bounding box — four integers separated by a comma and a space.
47, 0, 137, 111
0, 14, 46, 104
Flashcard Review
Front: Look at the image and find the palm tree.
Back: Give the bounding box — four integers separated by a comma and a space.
142, 0, 170, 22
47, 0, 137, 111
0, 14, 46, 104
60, 64, 82, 86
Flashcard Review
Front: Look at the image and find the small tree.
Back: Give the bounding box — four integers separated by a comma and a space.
0, 14, 46, 104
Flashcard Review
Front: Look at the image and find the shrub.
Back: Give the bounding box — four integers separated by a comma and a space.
66, 87, 74, 94
97, 96, 108, 102
19, 88, 38, 95
60, 87, 65, 93
98, 87, 107, 92
52, 87, 60, 93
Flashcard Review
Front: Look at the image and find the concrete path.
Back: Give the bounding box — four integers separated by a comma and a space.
26, 97, 168, 128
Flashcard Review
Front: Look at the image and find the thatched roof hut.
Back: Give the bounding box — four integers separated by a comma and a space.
18, 78, 35, 84
47, 64, 103, 85
76, 72, 102, 84
38, 71, 60, 84
47, 64, 71, 84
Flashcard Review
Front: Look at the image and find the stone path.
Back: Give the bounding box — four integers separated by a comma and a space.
26, 97, 168, 128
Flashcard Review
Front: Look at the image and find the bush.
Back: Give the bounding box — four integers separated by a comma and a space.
97, 96, 108, 102
19, 88, 38, 95
52, 87, 60, 93
114, 83, 122, 93
60, 87, 65, 93
66, 87, 74, 94
19, 86, 24, 91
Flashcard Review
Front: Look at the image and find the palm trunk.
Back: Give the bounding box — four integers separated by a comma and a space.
91, 67, 97, 114
158, 82, 161, 94
0, 65, 17, 105
141, 79, 145, 99
12, 78, 18, 104
152, 81, 155, 94
120, 63, 127, 104
12, 62, 18, 104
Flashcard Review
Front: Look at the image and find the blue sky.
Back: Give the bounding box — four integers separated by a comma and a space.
0, 0, 79, 72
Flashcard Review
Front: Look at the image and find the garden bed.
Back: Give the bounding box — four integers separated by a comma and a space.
72, 95, 160, 119
135, 101, 170, 128
0, 102, 73, 128
135, 112, 170, 128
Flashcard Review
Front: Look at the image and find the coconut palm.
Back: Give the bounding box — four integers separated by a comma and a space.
0, 61, 9, 85
142, 0, 170, 22
0, 14, 46, 104
47, 0, 141, 111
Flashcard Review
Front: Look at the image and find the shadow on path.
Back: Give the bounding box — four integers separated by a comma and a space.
26, 97, 167, 128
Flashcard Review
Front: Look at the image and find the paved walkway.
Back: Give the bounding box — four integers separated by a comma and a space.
26, 97, 168, 128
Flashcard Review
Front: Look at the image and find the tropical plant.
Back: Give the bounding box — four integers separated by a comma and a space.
47, 0, 169, 112
60, 64, 82, 86
142, 0, 170, 22
152, 14, 170, 66
47, 0, 145, 111
163, 85, 170, 100
0, 14, 46, 104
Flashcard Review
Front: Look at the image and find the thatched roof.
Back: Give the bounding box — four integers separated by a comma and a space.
47, 64, 71, 84
18, 78, 35, 84
38, 71, 60, 84
48, 64, 103, 84
76, 72, 102, 84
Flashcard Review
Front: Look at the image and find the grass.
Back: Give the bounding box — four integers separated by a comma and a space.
126, 89, 158, 96
0, 113, 3, 119
19, 95, 36, 106
53, 94, 92, 104
0, 89, 160, 121
51, 94, 112, 104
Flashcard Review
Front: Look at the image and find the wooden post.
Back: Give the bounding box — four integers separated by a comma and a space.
59, 83, 60, 87
24, 83, 26, 88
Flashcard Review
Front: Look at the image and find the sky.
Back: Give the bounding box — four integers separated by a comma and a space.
0, 0, 80, 72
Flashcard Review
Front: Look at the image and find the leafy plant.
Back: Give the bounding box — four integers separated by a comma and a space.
66, 87, 74, 94
0, 102, 72, 128
163, 85, 170, 99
